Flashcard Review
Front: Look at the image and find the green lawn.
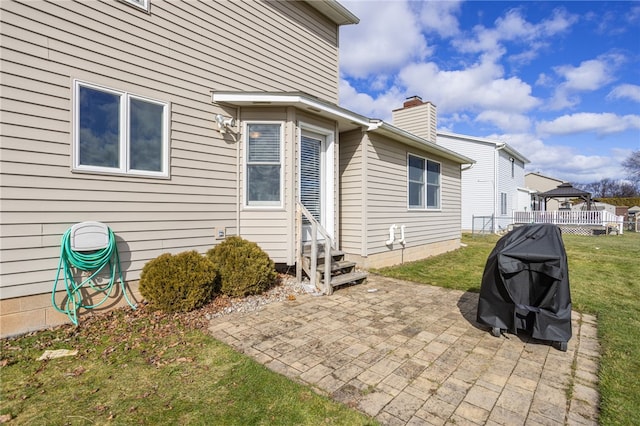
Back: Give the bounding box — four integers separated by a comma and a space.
1, 308, 376, 425
375, 231, 640, 425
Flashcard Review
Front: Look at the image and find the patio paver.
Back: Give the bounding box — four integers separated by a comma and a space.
208, 275, 600, 425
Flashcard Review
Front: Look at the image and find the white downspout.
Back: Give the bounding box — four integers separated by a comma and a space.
494, 143, 507, 233
236, 106, 241, 237
398, 225, 406, 245
385, 224, 397, 245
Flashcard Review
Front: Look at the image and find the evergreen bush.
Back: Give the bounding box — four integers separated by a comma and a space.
206, 236, 277, 297
139, 251, 217, 313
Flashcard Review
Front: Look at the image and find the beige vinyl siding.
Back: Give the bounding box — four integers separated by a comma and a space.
338, 129, 366, 255
391, 103, 437, 144
237, 108, 291, 263
525, 173, 564, 211
0, 0, 341, 299
365, 135, 462, 256
2, 1, 339, 100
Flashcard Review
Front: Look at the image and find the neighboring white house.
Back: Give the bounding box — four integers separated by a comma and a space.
435, 131, 530, 232
391, 97, 530, 233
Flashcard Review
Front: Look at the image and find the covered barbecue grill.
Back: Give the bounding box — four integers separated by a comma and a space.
477, 224, 572, 351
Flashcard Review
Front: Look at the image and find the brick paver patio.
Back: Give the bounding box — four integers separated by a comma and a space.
209, 275, 599, 425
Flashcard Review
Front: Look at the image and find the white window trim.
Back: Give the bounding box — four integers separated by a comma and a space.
243, 121, 285, 209
121, 0, 150, 12
407, 153, 442, 211
72, 80, 169, 178
500, 192, 508, 216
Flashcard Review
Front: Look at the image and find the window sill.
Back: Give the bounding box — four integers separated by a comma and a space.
71, 167, 170, 180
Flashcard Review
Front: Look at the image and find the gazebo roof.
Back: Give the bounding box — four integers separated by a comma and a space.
538, 182, 593, 209
538, 182, 591, 198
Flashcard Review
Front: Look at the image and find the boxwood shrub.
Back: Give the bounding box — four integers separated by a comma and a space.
206, 236, 277, 298
139, 250, 217, 313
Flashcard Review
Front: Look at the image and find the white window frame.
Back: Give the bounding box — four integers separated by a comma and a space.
407, 153, 441, 210
121, 0, 150, 12
501, 192, 508, 216
244, 121, 284, 209
72, 80, 169, 178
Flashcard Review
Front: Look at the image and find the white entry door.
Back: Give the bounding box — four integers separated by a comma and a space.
299, 129, 334, 241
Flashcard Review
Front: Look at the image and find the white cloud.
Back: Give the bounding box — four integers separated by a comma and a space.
398, 55, 540, 114
536, 112, 640, 136
418, 0, 462, 38
339, 1, 431, 79
475, 111, 531, 133
607, 84, 640, 102
490, 133, 626, 182
454, 8, 576, 59
338, 79, 403, 120
547, 54, 625, 110
555, 59, 612, 91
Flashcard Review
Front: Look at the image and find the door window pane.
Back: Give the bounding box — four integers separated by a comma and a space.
301, 136, 322, 222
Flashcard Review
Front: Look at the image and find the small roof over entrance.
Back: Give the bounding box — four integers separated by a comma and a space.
538, 182, 593, 210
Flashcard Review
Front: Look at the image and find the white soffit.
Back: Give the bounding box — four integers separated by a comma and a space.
438, 130, 530, 164
212, 92, 370, 132
304, 0, 359, 25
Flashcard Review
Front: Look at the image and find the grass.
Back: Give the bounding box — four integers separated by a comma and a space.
374, 231, 640, 425
0, 307, 377, 425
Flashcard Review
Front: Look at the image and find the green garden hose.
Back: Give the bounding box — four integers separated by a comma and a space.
52, 226, 136, 325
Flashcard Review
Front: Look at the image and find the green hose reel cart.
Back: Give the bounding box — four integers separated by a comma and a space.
52, 221, 136, 325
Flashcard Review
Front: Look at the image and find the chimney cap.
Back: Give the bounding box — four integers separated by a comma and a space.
402, 95, 424, 109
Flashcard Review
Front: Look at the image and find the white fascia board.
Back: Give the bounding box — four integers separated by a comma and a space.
437, 130, 530, 164
212, 92, 370, 128
305, 0, 359, 25
370, 121, 475, 165
517, 186, 538, 194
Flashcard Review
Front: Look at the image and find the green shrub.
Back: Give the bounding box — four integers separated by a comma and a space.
206, 236, 277, 298
139, 251, 217, 313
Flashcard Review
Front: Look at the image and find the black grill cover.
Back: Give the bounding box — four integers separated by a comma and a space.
477, 224, 572, 343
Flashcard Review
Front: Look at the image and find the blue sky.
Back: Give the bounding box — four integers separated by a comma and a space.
338, 1, 640, 184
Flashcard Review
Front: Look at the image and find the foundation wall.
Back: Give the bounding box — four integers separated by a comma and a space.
344, 238, 460, 269
0, 282, 141, 338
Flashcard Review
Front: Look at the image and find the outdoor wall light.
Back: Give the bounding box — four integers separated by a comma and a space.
214, 114, 236, 134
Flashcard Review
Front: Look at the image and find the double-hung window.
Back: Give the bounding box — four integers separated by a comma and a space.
501, 192, 508, 215
408, 154, 441, 210
245, 122, 283, 207
73, 81, 169, 177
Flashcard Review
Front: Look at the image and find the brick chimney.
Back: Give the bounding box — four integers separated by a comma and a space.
392, 96, 437, 144
402, 95, 424, 108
